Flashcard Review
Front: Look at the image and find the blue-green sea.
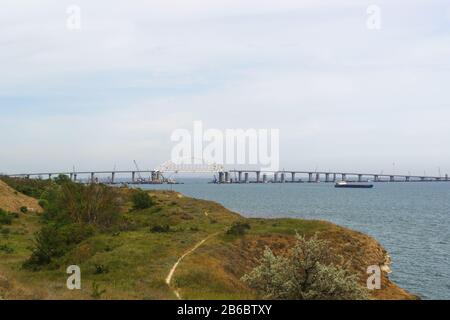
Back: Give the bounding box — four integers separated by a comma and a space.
141, 180, 450, 299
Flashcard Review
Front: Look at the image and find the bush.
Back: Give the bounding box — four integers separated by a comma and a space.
91, 281, 106, 299
20, 206, 28, 213
150, 225, 171, 233
38, 199, 49, 209
42, 182, 122, 228
94, 264, 109, 274
24, 182, 123, 269
24, 224, 67, 267
0, 244, 14, 254
0, 209, 14, 225
226, 221, 251, 236
131, 190, 154, 210
23, 223, 94, 269
242, 234, 369, 300
54, 174, 72, 185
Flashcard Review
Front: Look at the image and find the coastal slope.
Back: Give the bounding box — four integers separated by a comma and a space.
0, 183, 415, 300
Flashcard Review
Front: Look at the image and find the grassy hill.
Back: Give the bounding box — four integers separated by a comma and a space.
0, 180, 42, 214
0, 178, 415, 300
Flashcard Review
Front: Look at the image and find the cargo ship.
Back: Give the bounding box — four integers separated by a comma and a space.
335, 181, 373, 188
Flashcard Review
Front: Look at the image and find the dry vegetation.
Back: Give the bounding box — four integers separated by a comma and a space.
0, 180, 42, 213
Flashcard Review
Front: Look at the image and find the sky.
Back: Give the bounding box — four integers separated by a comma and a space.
1, 0, 450, 176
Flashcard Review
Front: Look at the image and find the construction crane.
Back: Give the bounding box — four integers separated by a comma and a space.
133, 160, 144, 182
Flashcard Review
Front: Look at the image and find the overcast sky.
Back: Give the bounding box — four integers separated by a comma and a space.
1, 0, 450, 175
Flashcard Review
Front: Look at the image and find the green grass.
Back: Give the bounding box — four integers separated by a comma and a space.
0, 190, 243, 299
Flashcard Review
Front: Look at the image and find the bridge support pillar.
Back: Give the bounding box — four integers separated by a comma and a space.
332, 173, 336, 182
225, 172, 230, 183
291, 172, 295, 182
70, 173, 73, 181
358, 174, 363, 182
245, 173, 249, 183
48, 174, 52, 180
325, 173, 330, 182
342, 174, 346, 181
263, 174, 267, 183
446, 174, 449, 181
256, 171, 260, 183
390, 176, 395, 182
132, 171, 135, 183
238, 171, 242, 183
405, 176, 410, 182
308, 173, 313, 183
316, 173, 320, 182
374, 175, 378, 182
111, 172, 115, 184
73, 174, 77, 182
90, 172, 95, 183
281, 173, 285, 183
274, 173, 278, 183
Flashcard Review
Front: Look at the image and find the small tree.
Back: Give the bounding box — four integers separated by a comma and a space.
226, 221, 251, 236
131, 190, 154, 210
242, 234, 369, 300
0, 209, 14, 225
54, 174, 72, 185
42, 183, 122, 227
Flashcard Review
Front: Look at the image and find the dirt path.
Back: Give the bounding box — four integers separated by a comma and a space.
165, 233, 217, 299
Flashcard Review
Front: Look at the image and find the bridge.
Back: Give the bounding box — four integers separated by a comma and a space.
3, 161, 225, 184
3, 161, 449, 184
223, 170, 449, 183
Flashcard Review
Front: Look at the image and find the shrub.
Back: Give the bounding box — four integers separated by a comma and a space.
23, 223, 94, 269
242, 234, 369, 300
131, 190, 154, 210
38, 199, 49, 209
0, 244, 14, 254
42, 183, 122, 228
150, 225, 171, 233
24, 182, 122, 269
20, 206, 28, 213
91, 281, 106, 299
0, 209, 14, 225
226, 221, 251, 236
61, 224, 95, 244
24, 224, 67, 268
94, 264, 109, 274
54, 174, 72, 185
